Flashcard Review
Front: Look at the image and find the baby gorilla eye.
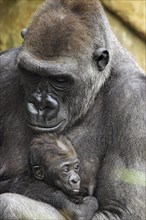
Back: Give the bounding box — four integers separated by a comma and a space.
74, 164, 80, 173
62, 165, 69, 173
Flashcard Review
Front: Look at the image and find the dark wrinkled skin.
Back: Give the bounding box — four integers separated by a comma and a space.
0, 0, 146, 219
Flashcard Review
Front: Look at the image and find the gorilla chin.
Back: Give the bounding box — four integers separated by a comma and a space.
28, 120, 66, 132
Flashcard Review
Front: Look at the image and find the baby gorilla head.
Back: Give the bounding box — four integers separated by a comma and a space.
29, 134, 81, 195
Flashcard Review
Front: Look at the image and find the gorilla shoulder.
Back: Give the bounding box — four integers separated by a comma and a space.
0, 48, 20, 82
0, 47, 23, 117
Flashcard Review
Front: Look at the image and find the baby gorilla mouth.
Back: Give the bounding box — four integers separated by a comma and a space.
73, 189, 80, 193
64, 184, 80, 195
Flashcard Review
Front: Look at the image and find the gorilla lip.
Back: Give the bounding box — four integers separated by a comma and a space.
28, 120, 65, 132
73, 189, 79, 193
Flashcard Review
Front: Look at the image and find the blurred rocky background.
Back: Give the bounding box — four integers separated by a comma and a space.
0, 0, 145, 71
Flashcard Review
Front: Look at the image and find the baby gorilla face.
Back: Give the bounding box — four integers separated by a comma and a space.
31, 134, 81, 195
54, 158, 81, 195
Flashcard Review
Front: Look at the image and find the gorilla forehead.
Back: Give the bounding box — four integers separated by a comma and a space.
23, 0, 100, 58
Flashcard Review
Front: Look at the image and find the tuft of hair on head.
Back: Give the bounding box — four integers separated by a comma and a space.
57, 135, 77, 158
30, 133, 77, 164
43, 0, 100, 23
24, 0, 102, 59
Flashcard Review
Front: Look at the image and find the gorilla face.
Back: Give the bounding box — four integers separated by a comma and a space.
19, 58, 76, 132
18, 49, 109, 133
54, 158, 81, 194
31, 134, 81, 194
17, 1, 110, 133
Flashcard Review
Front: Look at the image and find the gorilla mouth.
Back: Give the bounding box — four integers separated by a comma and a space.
66, 188, 80, 195
28, 120, 65, 132
67, 189, 80, 196
73, 189, 80, 193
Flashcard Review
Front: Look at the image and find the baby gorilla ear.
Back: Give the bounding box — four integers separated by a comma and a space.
93, 48, 109, 71
32, 166, 44, 180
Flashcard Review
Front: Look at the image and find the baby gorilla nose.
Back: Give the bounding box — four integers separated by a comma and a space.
69, 173, 81, 192
71, 178, 79, 184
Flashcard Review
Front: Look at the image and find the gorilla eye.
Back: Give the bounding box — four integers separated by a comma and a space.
50, 75, 73, 90
54, 77, 68, 83
62, 165, 69, 173
29, 73, 41, 84
74, 164, 80, 173
51, 76, 68, 84
21, 69, 41, 85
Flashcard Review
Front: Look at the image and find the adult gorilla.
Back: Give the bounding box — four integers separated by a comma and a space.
0, 0, 146, 219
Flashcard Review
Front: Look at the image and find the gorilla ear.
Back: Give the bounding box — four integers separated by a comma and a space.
21, 28, 27, 39
93, 48, 109, 71
33, 166, 44, 180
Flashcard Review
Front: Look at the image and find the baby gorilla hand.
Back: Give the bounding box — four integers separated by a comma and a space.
72, 196, 98, 220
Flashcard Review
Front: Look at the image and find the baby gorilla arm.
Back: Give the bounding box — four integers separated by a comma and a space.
8, 174, 98, 220
23, 180, 98, 220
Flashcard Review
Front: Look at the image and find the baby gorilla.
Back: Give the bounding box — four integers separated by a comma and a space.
1, 134, 98, 219
30, 134, 81, 195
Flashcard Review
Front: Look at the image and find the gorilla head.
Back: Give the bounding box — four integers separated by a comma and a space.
17, 0, 110, 133
30, 134, 81, 195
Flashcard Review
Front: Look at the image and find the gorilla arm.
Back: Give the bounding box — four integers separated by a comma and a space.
92, 75, 146, 220
0, 193, 66, 220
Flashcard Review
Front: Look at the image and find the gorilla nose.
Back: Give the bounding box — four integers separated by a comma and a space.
27, 94, 59, 120
69, 175, 80, 186
71, 178, 79, 184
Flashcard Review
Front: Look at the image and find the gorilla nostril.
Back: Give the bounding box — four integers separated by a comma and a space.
71, 179, 78, 184
46, 95, 59, 111
70, 177, 80, 185
33, 93, 59, 112
27, 102, 38, 115
40, 96, 59, 119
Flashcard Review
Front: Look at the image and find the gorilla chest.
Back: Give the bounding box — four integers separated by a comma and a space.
81, 157, 99, 196
68, 134, 102, 196
79, 151, 100, 196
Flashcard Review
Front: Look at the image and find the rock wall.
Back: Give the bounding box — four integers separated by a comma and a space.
0, 0, 145, 71
106, 11, 146, 72
0, 0, 42, 51
100, 0, 146, 72
101, 0, 146, 40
